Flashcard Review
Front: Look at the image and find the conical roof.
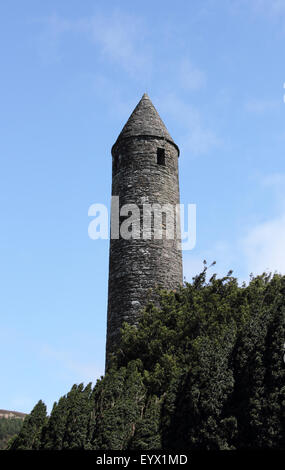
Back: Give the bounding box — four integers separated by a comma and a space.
112, 93, 178, 153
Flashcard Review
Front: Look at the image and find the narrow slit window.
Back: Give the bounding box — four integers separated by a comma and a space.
157, 148, 165, 166
162, 212, 167, 229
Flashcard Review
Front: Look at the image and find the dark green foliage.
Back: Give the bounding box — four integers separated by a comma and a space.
41, 383, 93, 450
229, 274, 285, 449
40, 395, 69, 449
129, 395, 162, 449
9, 268, 285, 450
90, 361, 146, 450
62, 383, 93, 449
0, 417, 23, 450
8, 400, 47, 450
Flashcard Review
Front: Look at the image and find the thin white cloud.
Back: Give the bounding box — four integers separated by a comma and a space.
88, 11, 151, 76
260, 172, 285, 212
242, 212, 285, 276
245, 98, 279, 114
184, 214, 285, 284
178, 59, 206, 91
92, 74, 136, 120
41, 345, 104, 384
241, 172, 285, 276
159, 92, 222, 156
36, 12, 151, 76
262, 172, 285, 196
183, 241, 237, 283
232, 0, 285, 21
262, 173, 285, 188
252, 0, 285, 15
184, 173, 285, 282
34, 13, 76, 65
183, 126, 221, 156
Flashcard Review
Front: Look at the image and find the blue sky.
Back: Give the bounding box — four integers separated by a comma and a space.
1, 0, 285, 413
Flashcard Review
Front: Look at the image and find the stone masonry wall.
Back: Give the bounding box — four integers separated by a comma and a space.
106, 135, 183, 366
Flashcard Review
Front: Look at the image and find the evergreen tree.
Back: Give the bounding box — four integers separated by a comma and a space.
40, 395, 68, 450
91, 361, 146, 450
62, 383, 93, 449
129, 395, 162, 450
9, 269, 285, 450
9, 400, 47, 450
0, 417, 23, 450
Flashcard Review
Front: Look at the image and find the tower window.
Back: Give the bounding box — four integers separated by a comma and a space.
157, 148, 165, 166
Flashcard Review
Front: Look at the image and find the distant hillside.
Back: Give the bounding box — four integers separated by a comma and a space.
0, 410, 27, 420
0, 411, 26, 450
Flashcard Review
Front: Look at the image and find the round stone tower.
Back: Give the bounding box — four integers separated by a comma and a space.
106, 93, 183, 367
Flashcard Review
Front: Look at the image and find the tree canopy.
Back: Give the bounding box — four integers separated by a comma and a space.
9, 267, 285, 450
